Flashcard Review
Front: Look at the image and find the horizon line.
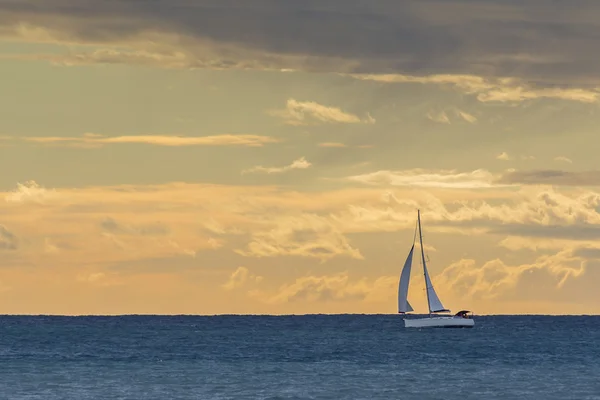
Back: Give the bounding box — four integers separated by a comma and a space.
0, 313, 598, 317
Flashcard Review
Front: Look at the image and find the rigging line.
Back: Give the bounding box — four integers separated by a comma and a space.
412, 216, 418, 245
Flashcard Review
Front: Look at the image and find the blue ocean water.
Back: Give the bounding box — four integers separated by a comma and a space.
1, 315, 599, 399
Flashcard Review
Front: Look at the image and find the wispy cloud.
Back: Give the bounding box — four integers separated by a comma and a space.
426, 110, 450, 124
0, 225, 19, 250
426, 108, 477, 124
16, 133, 279, 147
222, 267, 263, 291
242, 157, 312, 175
497, 152, 511, 161
236, 214, 363, 261
555, 156, 573, 164
318, 142, 347, 148
497, 169, 600, 186
346, 169, 501, 189
261, 272, 394, 304
268, 99, 375, 125
456, 110, 478, 123
351, 74, 600, 104
100, 217, 170, 237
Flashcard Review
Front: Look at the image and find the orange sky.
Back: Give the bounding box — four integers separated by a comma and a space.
1, 1, 600, 315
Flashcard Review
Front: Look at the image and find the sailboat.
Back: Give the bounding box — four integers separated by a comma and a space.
398, 210, 475, 328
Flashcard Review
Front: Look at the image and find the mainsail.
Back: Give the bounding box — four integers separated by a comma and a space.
417, 210, 449, 313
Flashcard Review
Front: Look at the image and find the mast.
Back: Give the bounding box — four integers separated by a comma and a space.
417, 209, 432, 315
417, 209, 450, 315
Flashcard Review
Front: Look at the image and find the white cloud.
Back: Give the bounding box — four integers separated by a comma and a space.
242, 157, 312, 174
497, 152, 511, 161
4, 180, 57, 204
269, 99, 375, 125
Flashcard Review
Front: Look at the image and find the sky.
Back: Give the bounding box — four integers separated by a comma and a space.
1, 0, 600, 315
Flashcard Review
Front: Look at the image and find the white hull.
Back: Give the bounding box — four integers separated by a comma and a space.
404, 316, 475, 328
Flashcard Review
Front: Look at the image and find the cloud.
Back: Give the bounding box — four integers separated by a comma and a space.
497, 170, 600, 186
347, 168, 600, 190
491, 224, 600, 242
0, 225, 18, 250
3, 178, 600, 271
426, 110, 450, 124
332, 184, 600, 238
76, 271, 123, 287
4, 176, 600, 314
236, 214, 363, 261
242, 157, 312, 175
554, 156, 573, 164
436, 250, 585, 300
16, 133, 279, 147
222, 266, 263, 291
456, 110, 477, 124
426, 108, 477, 124
349, 73, 600, 104
1, 178, 600, 315
268, 99, 374, 125
4, 180, 57, 204
3, 0, 600, 90
346, 169, 501, 189
262, 272, 395, 304
100, 217, 170, 236
497, 152, 511, 161
318, 142, 347, 148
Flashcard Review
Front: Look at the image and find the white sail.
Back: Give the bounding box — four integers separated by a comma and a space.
417, 210, 449, 314
397, 245, 415, 313
422, 259, 448, 313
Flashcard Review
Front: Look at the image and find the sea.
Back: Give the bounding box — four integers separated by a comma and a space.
1, 315, 599, 399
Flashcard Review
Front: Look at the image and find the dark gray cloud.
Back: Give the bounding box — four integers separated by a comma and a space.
2, 0, 600, 85
497, 170, 600, 186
